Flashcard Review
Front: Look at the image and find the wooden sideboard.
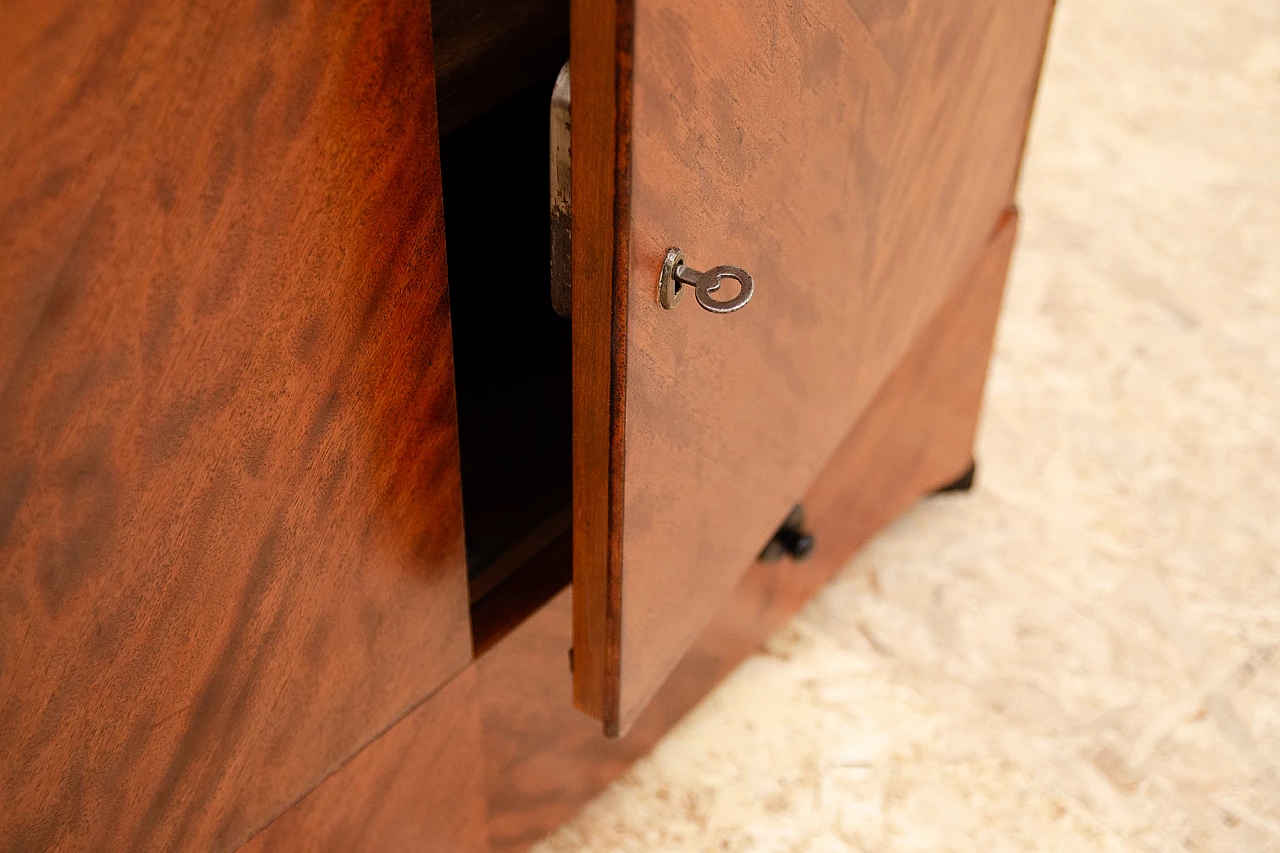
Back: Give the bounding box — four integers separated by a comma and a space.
0, 0, 1054, 849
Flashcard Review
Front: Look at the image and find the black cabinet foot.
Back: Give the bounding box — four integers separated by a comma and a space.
933, 460, 977, 495
759, 504, 816, 563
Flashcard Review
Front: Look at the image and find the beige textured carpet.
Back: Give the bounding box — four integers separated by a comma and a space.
533, 0, 1280, 850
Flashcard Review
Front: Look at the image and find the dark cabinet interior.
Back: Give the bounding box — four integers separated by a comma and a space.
432, 0, 569, 135
435, 15, 573, 643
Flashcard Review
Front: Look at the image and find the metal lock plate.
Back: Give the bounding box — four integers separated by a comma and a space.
659, 248, 754, 314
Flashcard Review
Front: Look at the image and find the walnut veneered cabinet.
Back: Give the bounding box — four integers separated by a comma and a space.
0, 0, 1054, 850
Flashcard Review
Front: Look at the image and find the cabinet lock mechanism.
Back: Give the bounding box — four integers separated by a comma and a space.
659, 248, 754, 314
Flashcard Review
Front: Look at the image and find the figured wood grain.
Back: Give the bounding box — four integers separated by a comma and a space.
487, 209, 1019, 851
802, 208, 1019, 554
0, 1, 471, 850
239, 670, 491, 853
571, 0, 1055, 732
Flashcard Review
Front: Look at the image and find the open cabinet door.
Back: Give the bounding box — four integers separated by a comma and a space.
571, 0, 1055, 734
0, 1, 471, 849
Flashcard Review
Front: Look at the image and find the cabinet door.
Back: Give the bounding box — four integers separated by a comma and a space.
0, 1, 470, 849
571, 0, 1054, 733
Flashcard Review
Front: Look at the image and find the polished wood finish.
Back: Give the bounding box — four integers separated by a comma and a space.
482, 587, 632, 853
803, 208, 1019, 557
211, 206, 1014, 853
240, 670, 491, 853
487, 207, 1019, 850
0, 1, 471, 850
569, 0, 633, 725
571, 0, 1054, 732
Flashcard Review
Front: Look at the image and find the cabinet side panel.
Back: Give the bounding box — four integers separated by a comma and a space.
803, 208, 1019, 551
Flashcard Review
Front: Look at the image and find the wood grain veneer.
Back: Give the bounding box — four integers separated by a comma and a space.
214, 207, 1017, 853
239, 670, 491, 853
571, 0, 1054, 733
486, 208, 1020, 851
0, 1, 470, 849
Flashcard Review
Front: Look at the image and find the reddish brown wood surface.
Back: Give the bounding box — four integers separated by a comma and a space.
239, 670, 491, 853
569, 0, 632, 725
0, 1, 471, 850
803, 208, 1019, 555
571, 0, 1054, 732
488, 208, 1019, 851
